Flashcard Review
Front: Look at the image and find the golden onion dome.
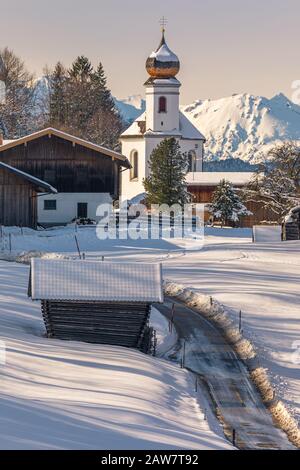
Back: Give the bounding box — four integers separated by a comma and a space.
146, 31, 180, 79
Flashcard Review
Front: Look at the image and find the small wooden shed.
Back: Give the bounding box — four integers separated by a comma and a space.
28, 259, 163, 352
0, 161, 57, 228
282, 206, 300, 241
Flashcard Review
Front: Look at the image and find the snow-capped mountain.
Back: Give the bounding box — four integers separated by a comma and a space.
116, 92, 300, 163
114, 95, 145, 124
182, 93, 300, 163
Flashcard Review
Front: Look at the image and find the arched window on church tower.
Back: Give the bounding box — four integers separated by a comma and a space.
188, 150, 197, 172
130, 150, 139, 180
158, 96, 167, 113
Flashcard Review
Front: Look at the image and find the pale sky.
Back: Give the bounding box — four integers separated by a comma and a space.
1, 0, 300, 103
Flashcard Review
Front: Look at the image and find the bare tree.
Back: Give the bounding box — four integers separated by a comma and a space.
0, 47, 35, 138
243, 142, 300, 221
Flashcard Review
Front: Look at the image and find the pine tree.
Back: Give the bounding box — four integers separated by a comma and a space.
143, 138, 190, 206
88, 62, 123, 148
69, 56, 93, 81
67, 56, 94, 133
92, 63, 113, 110
208, 179, 251, 226
47, 62, 68, 127
42, 56, 123, 149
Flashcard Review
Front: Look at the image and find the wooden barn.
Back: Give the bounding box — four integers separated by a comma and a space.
186, 172, 278, 227
28, 259, 163, 352
0, 128, 130, 226
0, 161, 57, 228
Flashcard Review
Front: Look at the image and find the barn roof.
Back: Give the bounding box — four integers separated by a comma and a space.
0, 128, 131, 168
0, 162, 57, 193
29, 259, 163, 303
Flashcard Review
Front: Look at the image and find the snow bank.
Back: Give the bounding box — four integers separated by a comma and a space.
0, 251, 68, 264
164, 281, 300, 448
150, 307, 178, 356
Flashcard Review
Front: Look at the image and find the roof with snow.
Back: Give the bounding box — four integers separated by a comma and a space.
186, 172, 254, 186
0, 162, 57, 193
0, 128, 130, 168
146, 31, 180, 79
30, 259, 163, 303
121, 111, 205, 141
149, 39, 179, 63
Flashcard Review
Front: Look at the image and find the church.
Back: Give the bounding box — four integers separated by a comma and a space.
120, 28, 206, 202
119, 29, 263, 227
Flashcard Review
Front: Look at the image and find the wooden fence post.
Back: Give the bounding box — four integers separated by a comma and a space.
74, 235, 81, 259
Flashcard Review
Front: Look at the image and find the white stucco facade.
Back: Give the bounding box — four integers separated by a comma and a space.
120, 34, 205, 203
38, 192, 112, 225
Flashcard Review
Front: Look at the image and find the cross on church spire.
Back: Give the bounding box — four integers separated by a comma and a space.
159, 16, 167, 33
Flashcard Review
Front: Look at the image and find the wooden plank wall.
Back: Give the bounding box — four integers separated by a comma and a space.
41, 300, 151, 350
0, 135, 121, 197
189, 185, 279, 227
0, 168, 37, 228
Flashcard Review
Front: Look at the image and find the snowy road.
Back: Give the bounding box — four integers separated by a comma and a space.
156, 298, 295, 450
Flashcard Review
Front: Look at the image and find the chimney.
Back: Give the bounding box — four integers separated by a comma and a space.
0, 130, 3, 146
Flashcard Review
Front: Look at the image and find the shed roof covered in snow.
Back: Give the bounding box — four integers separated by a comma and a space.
30, 259, 163, 303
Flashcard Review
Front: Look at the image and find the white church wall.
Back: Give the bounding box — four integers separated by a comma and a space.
120, 136, 204, 202
121, 138, 146, 202
145, 83, 180, 132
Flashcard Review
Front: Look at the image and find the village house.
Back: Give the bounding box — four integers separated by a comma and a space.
0, 128, 130, 226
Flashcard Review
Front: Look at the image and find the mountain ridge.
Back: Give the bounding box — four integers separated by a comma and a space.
115, 92, 300, 164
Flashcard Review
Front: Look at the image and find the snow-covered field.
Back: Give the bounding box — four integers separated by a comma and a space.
0, 253, 230, 449
0, 225, 299, 448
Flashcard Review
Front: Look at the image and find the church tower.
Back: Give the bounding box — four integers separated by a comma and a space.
120, 27, 205, 202
144, 29, 181, 133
